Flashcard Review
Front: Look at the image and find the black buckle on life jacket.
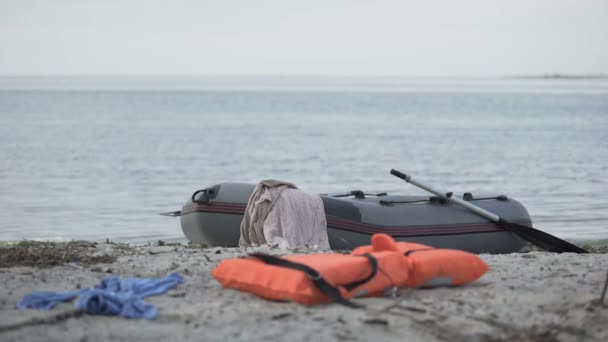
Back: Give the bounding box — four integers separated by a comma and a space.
308, 271, 322, 281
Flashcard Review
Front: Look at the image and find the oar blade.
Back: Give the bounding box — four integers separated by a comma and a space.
500, 219, 588, 254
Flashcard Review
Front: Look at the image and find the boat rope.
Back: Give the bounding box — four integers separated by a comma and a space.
0, 309, 83, 333
381, 195, 507, 206
328, 190, 388, 199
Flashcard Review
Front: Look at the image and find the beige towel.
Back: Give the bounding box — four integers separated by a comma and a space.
239, 179, 330, 249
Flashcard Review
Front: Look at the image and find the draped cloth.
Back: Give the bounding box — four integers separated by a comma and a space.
239, 179, 330, 249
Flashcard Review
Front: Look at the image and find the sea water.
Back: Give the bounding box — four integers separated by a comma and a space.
0, 76, 607, 243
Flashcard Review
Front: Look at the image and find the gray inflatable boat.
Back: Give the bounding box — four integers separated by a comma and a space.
175, 182, 531, 253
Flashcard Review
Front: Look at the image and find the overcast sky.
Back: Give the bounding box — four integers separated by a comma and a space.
1, 0, 606, 76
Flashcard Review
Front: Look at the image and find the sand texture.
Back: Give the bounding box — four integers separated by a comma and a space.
0, 241, 607, 342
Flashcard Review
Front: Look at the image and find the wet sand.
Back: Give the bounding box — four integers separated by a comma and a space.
1, 241, 607, 342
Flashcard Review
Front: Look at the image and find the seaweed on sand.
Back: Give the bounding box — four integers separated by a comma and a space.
519, 242, 607, 254
0, 240, 116, 268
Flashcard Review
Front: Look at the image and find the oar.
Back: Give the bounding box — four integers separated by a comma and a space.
389, 169, 588, 254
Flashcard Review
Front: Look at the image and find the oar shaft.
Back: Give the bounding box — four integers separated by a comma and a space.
390, 169, 500, 222
408, 177, 501, 222
389, 169, 588, 254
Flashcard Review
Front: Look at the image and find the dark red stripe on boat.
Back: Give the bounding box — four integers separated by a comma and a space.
326, 216, 531, 237
181, 201, 531, 237
181, 202, 247, 215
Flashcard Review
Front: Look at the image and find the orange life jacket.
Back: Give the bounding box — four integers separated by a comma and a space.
352, 234, 489, 287
212, 249, 408, 307
212, 234, 488, 306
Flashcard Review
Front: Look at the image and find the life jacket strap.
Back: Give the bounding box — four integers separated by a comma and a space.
342, 253, 378, 291
403, 248, 434, 256
250, 253, 378, 308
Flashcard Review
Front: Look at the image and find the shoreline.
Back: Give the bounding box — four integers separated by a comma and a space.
1, 241, 607, 341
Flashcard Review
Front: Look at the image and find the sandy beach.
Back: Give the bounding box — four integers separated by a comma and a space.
1, 241, 607, 342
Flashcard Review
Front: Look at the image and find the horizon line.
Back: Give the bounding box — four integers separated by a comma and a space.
1, 73, 607, 80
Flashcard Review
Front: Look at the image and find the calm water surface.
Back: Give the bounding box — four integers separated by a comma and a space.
1, 77, 607, 243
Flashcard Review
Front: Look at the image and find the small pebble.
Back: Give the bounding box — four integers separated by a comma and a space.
363, 318, 388, 326
271, 312, 292, 320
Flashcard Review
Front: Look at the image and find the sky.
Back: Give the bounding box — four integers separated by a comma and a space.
0, 0, 607, 76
